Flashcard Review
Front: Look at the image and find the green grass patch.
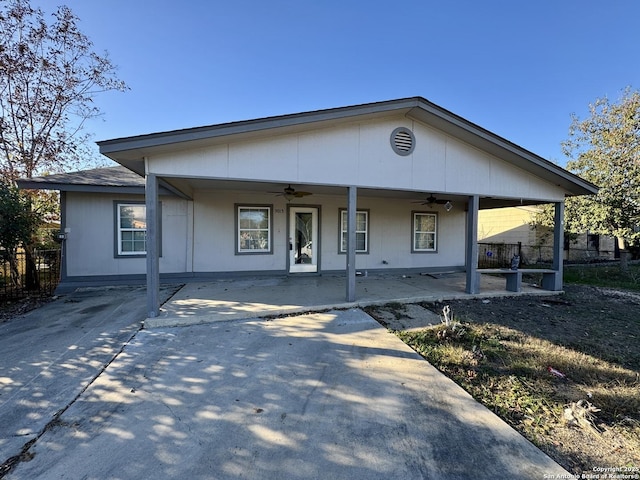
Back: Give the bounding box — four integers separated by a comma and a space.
563, 263, 640, 290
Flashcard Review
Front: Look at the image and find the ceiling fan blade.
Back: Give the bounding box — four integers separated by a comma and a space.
412, 194, 450, 205
269, 184, 313, 198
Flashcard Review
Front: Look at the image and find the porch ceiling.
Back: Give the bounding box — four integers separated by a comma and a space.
160, 176, 548, 209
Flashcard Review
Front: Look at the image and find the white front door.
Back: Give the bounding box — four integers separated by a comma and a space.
289, 207, 318, 273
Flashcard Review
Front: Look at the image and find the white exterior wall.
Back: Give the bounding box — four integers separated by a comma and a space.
65, 192, 190, 277
148, 115, 567, 202
191, 190, 465, 274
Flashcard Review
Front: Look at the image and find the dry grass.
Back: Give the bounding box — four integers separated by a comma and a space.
387, 286, 640, 474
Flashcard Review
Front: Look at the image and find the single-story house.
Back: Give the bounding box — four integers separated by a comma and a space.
18, 97, 598, 317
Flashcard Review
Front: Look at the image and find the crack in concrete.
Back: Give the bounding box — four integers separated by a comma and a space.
0, 322, 145, 479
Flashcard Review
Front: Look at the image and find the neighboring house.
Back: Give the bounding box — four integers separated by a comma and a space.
18, 97, 598, 316
479, 206, 616, 263
479, 206, 541, 247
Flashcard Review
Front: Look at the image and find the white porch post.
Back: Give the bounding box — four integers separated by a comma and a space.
465, 195, 480, 294
146, 173, 160, 318
542, 201, 564, 291
346, 186, 357, 302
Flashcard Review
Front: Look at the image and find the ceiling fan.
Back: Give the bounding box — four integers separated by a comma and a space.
413, 194, 449, 205
270, 184, 312, 201
413, 193, 454, 211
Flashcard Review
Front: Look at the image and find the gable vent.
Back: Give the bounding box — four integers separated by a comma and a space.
390, 127, 415, 156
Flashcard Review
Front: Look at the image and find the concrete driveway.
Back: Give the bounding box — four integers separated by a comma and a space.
1, 286, 569, 479
0, 285, 179, 474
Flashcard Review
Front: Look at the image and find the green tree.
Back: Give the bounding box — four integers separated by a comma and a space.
0, 0, 128, 181
0, 181, 40, 288
562, 87, 640, 271
529, 200, 580, 245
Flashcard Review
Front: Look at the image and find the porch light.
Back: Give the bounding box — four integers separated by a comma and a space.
445, 201, 453, 212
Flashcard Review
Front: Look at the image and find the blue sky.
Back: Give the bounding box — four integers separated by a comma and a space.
31, 0, 640, 166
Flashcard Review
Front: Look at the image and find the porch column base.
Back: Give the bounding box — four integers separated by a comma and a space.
541, 271, 562, 291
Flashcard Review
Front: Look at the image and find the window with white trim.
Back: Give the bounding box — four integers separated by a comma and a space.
117, 204, 147, 255
237, 206, 272, 253
413, 212, 437, 252
340, 209, 369, 253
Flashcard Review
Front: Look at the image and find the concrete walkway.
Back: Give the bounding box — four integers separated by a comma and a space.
149, 271, 556, 327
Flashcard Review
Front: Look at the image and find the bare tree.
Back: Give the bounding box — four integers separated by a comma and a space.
0, 0, 128, 182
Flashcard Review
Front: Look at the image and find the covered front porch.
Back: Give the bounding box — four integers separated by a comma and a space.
92, 97, 594, 319
146, 270, 561, 328
142, 174, 568, 319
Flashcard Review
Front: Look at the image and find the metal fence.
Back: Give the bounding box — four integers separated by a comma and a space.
478, 242, 522, 268
479, 242, 618, 268
0, 249, 61, 300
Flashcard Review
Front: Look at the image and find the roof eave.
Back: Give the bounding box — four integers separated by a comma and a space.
97, 97, 422, 157
406, 100, 598, 197
97, 96, 598, 197
17, 179, 146, 194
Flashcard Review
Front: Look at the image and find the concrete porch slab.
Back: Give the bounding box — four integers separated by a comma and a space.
148, 272, 560, 328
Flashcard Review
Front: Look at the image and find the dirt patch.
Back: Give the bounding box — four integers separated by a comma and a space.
365, 285, 640, 475
436, 285, 640, 370
368, 302, 440, 331
0, 296, 55, 323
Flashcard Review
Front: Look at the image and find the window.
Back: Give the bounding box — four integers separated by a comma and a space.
587, 233, 600, 252
413, 212, 437, 252
117, 204, 147, 255
237, 206, 272, 254
340, 209, 369, 253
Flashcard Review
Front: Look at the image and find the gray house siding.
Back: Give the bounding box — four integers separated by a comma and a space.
64, 192, 190, 278
63, 189, 466, 280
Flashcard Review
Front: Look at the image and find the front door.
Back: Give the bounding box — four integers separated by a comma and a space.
289, 207, 318, 273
